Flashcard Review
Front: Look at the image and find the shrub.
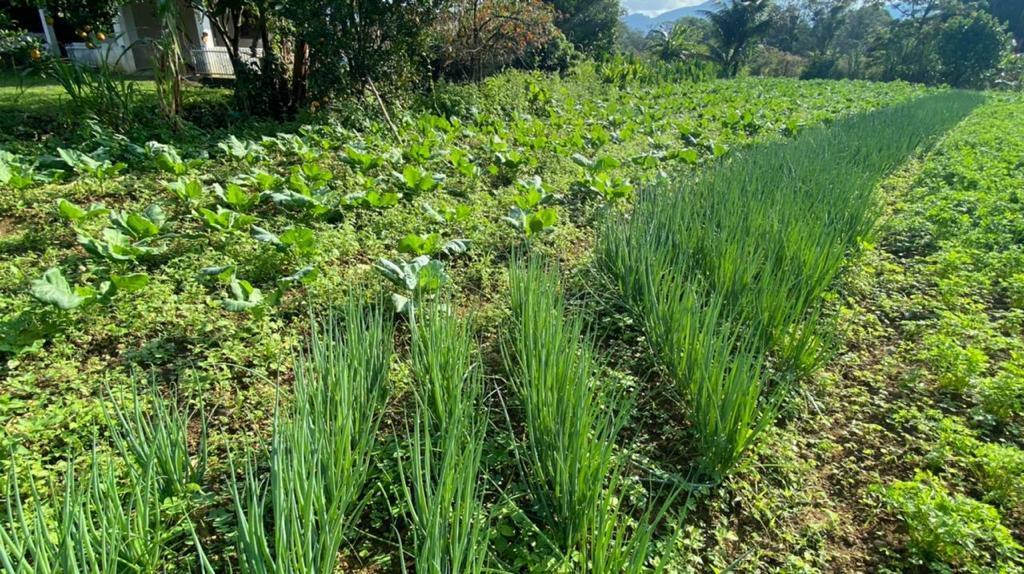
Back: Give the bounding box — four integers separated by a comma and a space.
432, 0, 572, 81
919, 333, 989, 394
976, 352, 1024, 423
971, 443, 1024, 510
748, 46, 807, 78
881, 471, 1022, 570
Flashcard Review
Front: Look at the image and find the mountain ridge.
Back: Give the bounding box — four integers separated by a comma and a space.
621, 1, 720, 33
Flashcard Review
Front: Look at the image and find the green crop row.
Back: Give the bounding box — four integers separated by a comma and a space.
843, 95, 1024, 571
598, 91, 982, 483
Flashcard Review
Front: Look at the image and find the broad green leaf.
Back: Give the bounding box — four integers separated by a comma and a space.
200, 265, 237, 282
30, 267, 87, 310
222, 278, 263, 312
111, 273, 150, 292
279, 227, 315, 252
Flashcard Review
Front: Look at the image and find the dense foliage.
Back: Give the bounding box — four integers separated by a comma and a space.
635, 0, 1020, 88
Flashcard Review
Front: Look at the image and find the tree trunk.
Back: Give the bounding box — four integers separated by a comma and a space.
291, 38, 309, 105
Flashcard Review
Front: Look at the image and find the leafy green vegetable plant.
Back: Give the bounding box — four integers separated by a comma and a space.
375, 255, 449, 314
397, 233, 470, 258
504, 176, 558, 239
396, 164, 445, 197
30, 266, 150, 311
57, 198, 109, 222
58, 147, 126, 191
198, 206, 256, 233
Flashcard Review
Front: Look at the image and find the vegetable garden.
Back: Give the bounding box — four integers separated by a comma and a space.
1, 68, 1021, 571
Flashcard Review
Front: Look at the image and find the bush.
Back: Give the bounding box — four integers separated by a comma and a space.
882, 471, 1022, 570
522, 31, 577, 75
936, 11, 1011, 88
285, 0, 438, 98
748, 46, 807, 78
976, 352, 1024, 423
971, 443, 1024, 510
432, 0, 572, 80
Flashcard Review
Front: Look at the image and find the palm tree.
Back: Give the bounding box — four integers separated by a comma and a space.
646, 20, 705, 62
703, 0, 774, 77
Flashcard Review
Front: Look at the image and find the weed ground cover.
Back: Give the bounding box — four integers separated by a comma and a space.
820, 94, 1024, 571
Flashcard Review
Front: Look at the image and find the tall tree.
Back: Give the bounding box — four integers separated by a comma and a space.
802, 0, 852, 57
704, 0, 774, 77
284, 0, 442, 98
870, 0, 1012, 87
832, 2, 892, 78
987, 0, 1022, 49
545, 0, 619, 55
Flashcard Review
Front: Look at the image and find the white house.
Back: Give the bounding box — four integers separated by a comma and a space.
32, 1, 260, 77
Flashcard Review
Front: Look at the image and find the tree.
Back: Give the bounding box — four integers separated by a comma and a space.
802, 0, 852, 57
544, 0, 619, 55
31, 0, 123, 32
763, 2, 809, 54
936, 11, 1010, 87
870, 0, 1012, 87
190, 0, 297, 117
986, 0, 1022, 50
704, 0, 774, 77
832, 2, 891, 78
433, 0, 572, 80
646, 19, 705, 62
284, 0, 442, 99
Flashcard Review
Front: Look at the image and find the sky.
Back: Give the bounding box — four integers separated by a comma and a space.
622, 0, 708, 17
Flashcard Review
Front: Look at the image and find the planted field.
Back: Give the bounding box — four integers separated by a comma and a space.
0, 72, 929, 486
1, 71, 1019, 571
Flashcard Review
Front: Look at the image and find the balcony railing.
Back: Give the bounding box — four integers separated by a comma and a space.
190, 46, 263, 78
65, 42, 132, 71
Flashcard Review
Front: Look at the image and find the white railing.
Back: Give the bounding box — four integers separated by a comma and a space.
190, 46, 263, 78
65, 42, 133, 71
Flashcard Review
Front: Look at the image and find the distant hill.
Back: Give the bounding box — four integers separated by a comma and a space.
621, 1, 720, 33
622, 0, 906, 33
